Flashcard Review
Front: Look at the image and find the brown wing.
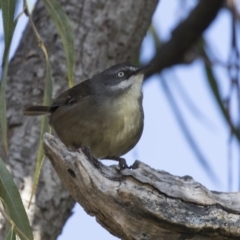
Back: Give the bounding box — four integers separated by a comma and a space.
49, 79, 92, 113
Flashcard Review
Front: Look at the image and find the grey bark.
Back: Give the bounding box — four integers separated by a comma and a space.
1, 0, 158, 239
44, 133, 240, 240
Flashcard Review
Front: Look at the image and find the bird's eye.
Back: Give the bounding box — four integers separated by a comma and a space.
117, 71, 124, 77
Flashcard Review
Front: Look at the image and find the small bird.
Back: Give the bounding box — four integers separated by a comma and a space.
24, 62, 149, 169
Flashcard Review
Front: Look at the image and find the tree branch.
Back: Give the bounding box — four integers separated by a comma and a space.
44, 133, 240, 240
146, 0, 225, 78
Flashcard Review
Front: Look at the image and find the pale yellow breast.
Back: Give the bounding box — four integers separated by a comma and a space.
97, 74, 144, 157
114, 89, 142, 142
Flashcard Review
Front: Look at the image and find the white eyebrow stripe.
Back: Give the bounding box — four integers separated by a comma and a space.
128, 66, 138, 71
109, 79, 133, 90
108, 74, 143, 91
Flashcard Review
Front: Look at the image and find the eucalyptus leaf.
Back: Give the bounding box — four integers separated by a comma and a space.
5, 225, 16, 240
200, 43, 240, 142
0, 0, 17, 151
42, 0, 75, 87
28, 60, 53, 207
0, 156, 33, 240
160, 76, 220, 185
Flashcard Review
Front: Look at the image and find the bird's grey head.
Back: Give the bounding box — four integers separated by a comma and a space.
93, 62, 149, 94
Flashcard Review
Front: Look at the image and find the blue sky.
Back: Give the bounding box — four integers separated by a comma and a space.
1, 0, 239, 239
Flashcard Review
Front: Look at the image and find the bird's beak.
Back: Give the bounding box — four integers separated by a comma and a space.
132, 64, 151, 76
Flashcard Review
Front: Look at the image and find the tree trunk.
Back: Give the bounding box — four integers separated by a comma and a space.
44, 133, 240, 240
1, 0, 158, 239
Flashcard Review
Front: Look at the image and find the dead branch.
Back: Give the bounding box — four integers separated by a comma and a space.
43, 133, 240, 240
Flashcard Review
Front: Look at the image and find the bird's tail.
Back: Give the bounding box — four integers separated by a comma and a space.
23, 106, 50, 116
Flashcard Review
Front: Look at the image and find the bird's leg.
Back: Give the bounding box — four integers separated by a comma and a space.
105, 157, 130, 170
81, 146, 99, 168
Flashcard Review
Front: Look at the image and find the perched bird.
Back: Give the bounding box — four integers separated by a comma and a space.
24, 62, 149, 169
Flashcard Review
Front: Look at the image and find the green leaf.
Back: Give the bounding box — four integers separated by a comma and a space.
204, 64, 240, 141
160, 75, 220, 185
42, 0, 75, 87
199, 42, 240, 142
43, 60, 53, 106
0, 156, 33, 240
5, 225, 16, 240
22, 0, 53, 208
0, 60, 9, 152
1, 0, 16, 58
5, 202, 16, 240
0, 0, 17, 151
171, 73, 215, 129
28, 59, 53, 207
149, 24, 162, 50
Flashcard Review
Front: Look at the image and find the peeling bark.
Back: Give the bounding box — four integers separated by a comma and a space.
44, 133, 240, 240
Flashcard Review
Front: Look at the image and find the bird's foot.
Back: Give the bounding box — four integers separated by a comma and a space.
105, 157, 130, 170
118, 158, 130, 170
